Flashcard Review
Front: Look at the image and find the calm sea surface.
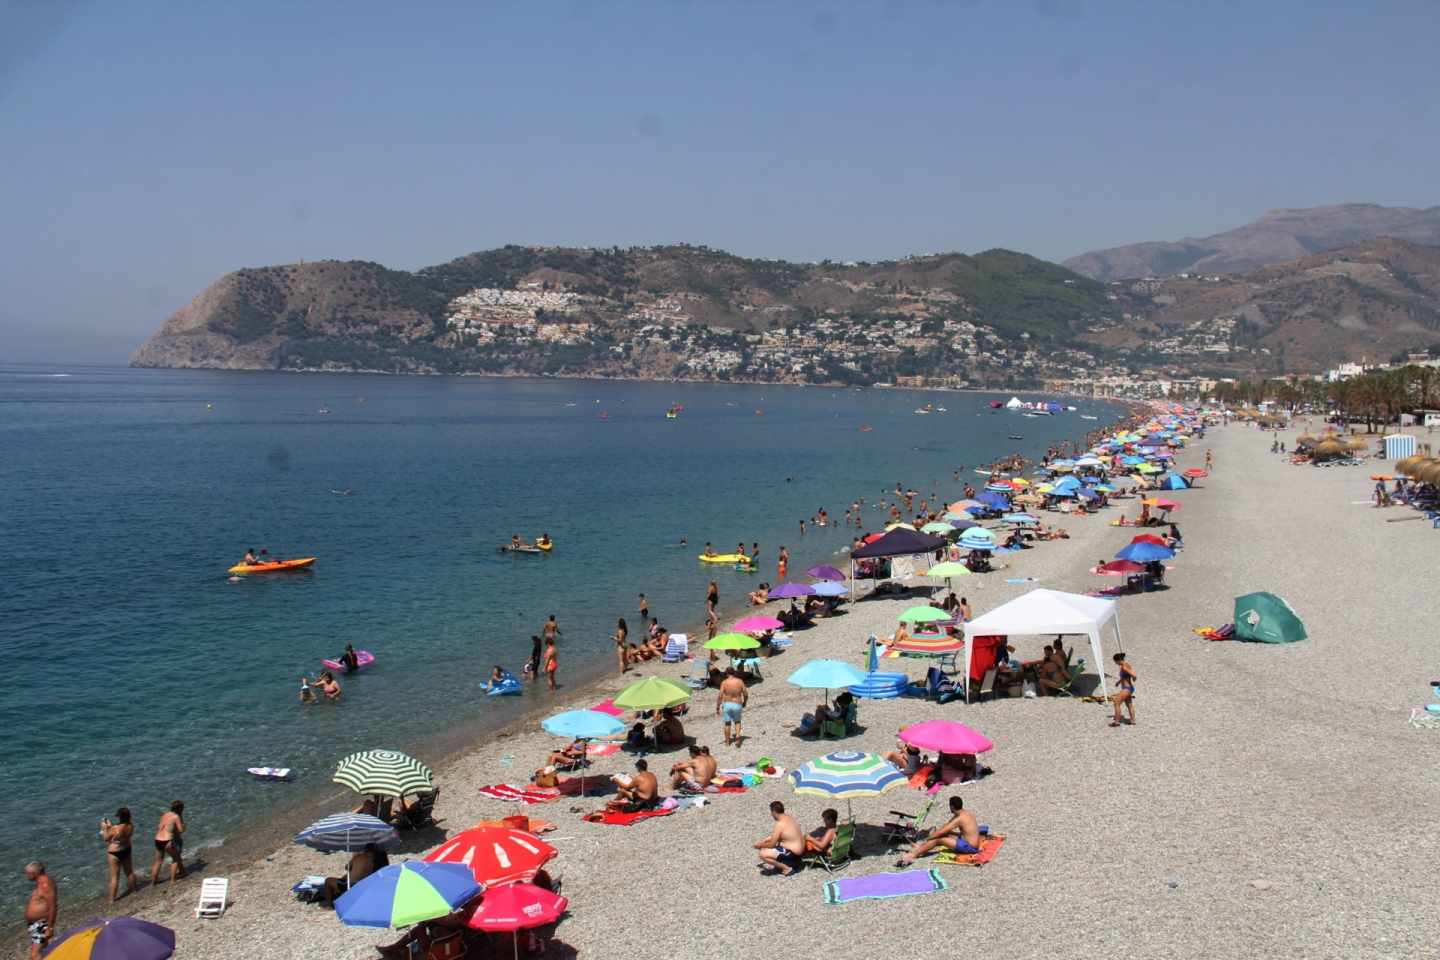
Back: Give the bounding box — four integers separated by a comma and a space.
0, 364, 1118, 910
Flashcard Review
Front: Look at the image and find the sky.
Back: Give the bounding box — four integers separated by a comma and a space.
2, 0, 1438, 362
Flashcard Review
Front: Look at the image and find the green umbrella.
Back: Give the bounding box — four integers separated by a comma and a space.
924, 561, 971, 578
898, 605, 949, 623
614, 676, 692, 710
921, 521, 955, 535
334, 750, 434, 798
704, 632, 760, 651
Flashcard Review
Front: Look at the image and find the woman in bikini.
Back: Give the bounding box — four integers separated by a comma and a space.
1110, 653, 1137, 727
100, 807, 138, 901
613, 618, 629, 674
150, 800, 185, 886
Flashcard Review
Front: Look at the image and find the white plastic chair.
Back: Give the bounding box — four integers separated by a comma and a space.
195, 877, 229, 918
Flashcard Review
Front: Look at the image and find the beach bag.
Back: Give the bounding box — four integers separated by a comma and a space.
1023, 680, 1038, 698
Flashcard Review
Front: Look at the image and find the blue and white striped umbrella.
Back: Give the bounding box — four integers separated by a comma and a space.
790, 751, 905, 803
295, 813, 397, 852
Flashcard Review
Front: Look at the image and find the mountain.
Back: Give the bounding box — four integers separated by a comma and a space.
1079, 239, 1440, 373
131, 245, 1117, 387
1064, 203, 1440, 282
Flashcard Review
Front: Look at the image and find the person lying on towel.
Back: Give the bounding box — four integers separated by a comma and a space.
609, 759, 660, 812
896, 796, 988, 866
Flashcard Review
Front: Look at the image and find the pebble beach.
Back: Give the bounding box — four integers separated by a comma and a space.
42, 419, 1440, 959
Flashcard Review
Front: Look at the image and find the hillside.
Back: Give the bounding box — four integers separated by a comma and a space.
1064, 203, 1440, 281
131, 245, 1117, 387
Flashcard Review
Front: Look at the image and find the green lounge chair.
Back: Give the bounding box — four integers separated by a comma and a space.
882, 797, 933, 847
804, 822, 855, 873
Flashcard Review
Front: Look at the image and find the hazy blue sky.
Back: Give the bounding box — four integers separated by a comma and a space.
3, 0, 1437, 361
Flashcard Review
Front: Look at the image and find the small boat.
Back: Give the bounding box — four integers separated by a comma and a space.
318, 406, 331, 415
247, 767, 291, 781
228, 557, 317, 575
322, 650, 376, 672
536, 538, 554, 552
1023, 412, 1040, 418
1080, 415, 1099, 420
500, 544, 543, 554
1008, 435, 1024, 440
914, 404, 934, 415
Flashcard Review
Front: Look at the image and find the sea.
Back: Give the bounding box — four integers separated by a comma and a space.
0, 363, 1121, 913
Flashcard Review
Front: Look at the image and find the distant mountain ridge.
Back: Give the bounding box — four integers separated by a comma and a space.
1064, 203, 1440, 281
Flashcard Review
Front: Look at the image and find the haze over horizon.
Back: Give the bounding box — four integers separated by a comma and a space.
2, 0, 1438, 363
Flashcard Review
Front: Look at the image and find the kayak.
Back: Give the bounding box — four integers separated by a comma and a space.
322, 650, 375, 673
500, 545, 542, 554
699, 554, 754, 565
537, 541, 554, 552
228, 557, 316, 574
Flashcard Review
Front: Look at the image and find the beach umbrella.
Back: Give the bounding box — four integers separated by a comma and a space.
704, 632, 761, 651
334, 750, 434, 799
947, 499, 983, 513
1001, 513, 1039, 525
884, 522, 917, 531
461, 882, 569, 960
1233, 592, 1307, 644
942, 515, 980, 530
1094, 560, 1144, 576
335, 861, 481, 929
1394, 455, 1423, 476
787, 659, 868, 691
790, 750, 906, 818
806, 564, 846, 581
924, 560, 971, 579
1143, 498, 1180, 511
424, 827, 557, 886
541, 710, 625, 740
768, 582, 817, 599
732, 615, 783, 632
1130, 533, 1168, 546
1115, 541, 1174, 563
613, 676, 691, 711
811, 580, 849, 597
42, 917, 174, 960
899, 719, 994, 755
898, 605, 949, 623
296, 813, 397, 853
976, 490, 1009, 509
921, 521, 956, 534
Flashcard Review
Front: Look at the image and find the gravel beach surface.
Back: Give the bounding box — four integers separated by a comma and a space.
53, 421, 1440, 959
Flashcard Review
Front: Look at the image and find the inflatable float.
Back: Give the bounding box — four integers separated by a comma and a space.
247, 767, 291, 780
485, 671, 522, 696
698, 554, 755, 565
228, 557, 316, 575
322, 650, 375, 672
500, 544, 543, 554
849, 671, 909, 700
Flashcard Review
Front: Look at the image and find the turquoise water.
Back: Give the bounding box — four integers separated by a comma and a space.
0, 364, 1116, 909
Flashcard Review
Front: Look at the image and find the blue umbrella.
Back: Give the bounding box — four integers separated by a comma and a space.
1051, 476, 1082, 494
789, 750, 906, 817
787, 659, 869, 690
1115, 541, 1175, 563
541, 709, 624, 740
296, 813, 397, 853
1160, 474, 1190, 490
1001, 513, 1039, 525
976, 490, 1009, 509
1076, 487, 1101, 501
335, 861, 481, 929
812, 581, 849, 597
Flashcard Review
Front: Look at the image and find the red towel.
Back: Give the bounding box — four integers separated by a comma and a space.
583, 807, 674, 826
477, 784, 560, 805
935, 834, 1006, 866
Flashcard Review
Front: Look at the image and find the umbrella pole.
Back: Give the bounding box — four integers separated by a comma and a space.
514, 931, 520, 960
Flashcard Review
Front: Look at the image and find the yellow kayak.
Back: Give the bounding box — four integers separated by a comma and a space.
228, 557, 317, 574
537, 541, 554, 552
698, 554, 754, 565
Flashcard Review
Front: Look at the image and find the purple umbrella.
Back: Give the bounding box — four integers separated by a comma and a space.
768, 582, 817, 599
44, 916, 175, 960
806, 564, 846, 581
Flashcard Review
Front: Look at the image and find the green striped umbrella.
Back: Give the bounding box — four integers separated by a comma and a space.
334, 749, 434, 798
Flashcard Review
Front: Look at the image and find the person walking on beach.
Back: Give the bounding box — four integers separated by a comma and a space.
717, 668, 748, 747
1204, 449, 1214, 471
24, 861, 56, 960
149, 800, 185, 886
543, 636, 559, 691
1110, 653, 1137, 727
613, 618, 629, 675
100, 807, 138, 902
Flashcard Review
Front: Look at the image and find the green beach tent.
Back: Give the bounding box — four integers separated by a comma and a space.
1233, 592, 1306, 644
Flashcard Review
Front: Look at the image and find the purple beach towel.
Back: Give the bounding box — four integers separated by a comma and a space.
823, 868, 949, 904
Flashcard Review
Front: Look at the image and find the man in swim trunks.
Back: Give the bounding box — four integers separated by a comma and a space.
669, 744, 717, 791
611, 759, 659, 812
896, 796, 985, 865
24, 861, 56, 960
753, 801, 804, 876
716, 668, 748, 747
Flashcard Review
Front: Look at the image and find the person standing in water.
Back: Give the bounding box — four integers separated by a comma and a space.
100, 807, 138, 902
638, 594, 650, 621
777, 545, 789, 579
528, 634, 543, 680
543, 636, 559, 691
149, 800, 185, 886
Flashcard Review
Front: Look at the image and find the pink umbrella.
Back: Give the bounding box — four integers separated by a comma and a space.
899, 719, 993, 754
732, 615, 784, 632
462, 882, 569, 960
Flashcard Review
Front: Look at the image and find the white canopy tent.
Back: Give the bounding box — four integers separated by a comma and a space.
961, 589, 1121, 702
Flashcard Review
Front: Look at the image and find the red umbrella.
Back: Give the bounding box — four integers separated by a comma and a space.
423, 828, 556, 886
1130, 534, 1168, 546
462, 882, 569, 960
1183, 468, 1208, 478
1094, 560, 1145, 576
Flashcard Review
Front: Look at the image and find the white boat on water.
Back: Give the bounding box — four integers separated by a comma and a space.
1080, 414, 1098, 420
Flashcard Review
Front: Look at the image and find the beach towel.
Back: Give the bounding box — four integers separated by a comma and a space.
933, 834, 1006, 866
477, 784, 561, 805
585, 742, 622, 757
583, 807, 675, 826
591, 699, 624, 717
822, 869, 948, 905
1192, 624, 1235, 641
720, 765, 786, 781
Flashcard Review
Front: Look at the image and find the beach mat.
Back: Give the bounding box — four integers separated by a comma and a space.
585, 742, 622, 757
933, 834, 1005, 866
471, 818, 557, 834
591, 699, 624, 717
823, 868, 948, 905
583, 807, 674, 826
477, 784, 560, 805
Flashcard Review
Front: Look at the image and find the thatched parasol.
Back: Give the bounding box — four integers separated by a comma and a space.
1418, 461, 1440, 486
1395, 455, 1424, 476
1345, 437, 1372, 452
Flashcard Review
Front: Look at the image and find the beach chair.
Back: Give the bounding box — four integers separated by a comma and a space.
819, 701, 858, 738
804, 822, 855, 873
972, 667, 998, 703
195, 877, 229, 918
395, 787, 439, 830
661, 633, 689, 663
882, 798, 934, 847
684, 658, 710, 689
1054, 660, 1087, 697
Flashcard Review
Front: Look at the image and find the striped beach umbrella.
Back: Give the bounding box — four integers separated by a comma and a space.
425, 827, 558, 886
790, 751, 906, 818
333, 749, 434, 798
42, 917, 174, 960
335, 861, 481, 928
295, 813, 397, 852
